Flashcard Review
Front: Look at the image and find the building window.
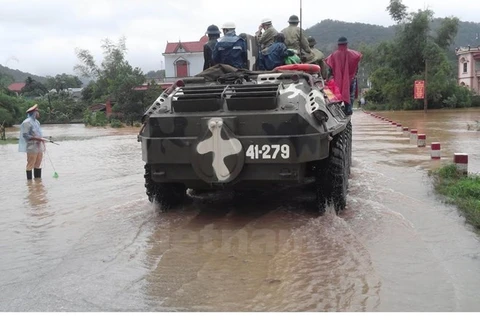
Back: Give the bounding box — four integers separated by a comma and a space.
463, 62, 468, 73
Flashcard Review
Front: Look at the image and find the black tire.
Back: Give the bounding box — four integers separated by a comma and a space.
330, 130, 348, 213
315, 130, 348, 214
345, 121, 352, 177
314, 161, 329, 214
144, 164, 187, 211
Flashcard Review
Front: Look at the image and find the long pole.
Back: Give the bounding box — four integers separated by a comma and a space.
300, 0, 303, 57
424, 58, 428, 113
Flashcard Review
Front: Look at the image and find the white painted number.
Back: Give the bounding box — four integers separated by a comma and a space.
246, 144, 290, 160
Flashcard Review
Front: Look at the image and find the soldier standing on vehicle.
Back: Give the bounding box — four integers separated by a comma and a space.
212, 22, 247, 69
203, 24, 221, 71
305, 36, 329, 79
255, 18, 278, 53
18, 104, 45, 180
281, 15, 312, 62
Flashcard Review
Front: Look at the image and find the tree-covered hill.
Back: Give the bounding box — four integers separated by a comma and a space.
305, 18, 480, 55
0, 64, 47, 83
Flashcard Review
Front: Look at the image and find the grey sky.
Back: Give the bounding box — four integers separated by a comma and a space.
0, 0, 478, 78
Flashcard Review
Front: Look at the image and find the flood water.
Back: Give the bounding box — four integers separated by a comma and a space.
1, 109, 480, 312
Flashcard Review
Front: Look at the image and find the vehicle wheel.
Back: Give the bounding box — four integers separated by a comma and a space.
314, 161, 329, 214
144, 164, 187, 211
346, 121, 352, 176
330, 131, 348, 213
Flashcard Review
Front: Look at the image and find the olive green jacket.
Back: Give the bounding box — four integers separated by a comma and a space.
256, 26, 278, 51
280, 25, 312, 56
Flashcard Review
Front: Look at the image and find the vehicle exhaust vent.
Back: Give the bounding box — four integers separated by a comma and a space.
225, 83, 279, 111
171, 85, 226, 112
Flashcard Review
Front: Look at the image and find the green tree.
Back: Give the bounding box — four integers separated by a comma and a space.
45, 73, 83, 92
364, 0, 465, 109
74, 37, 146, 102
387, 0, 408, 24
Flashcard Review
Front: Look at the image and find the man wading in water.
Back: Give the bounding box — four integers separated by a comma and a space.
18, 104, 45, 180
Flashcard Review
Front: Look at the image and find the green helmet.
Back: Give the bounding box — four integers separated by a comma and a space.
206, 24, 221, 35
308, 36, 317, 46
288, 15, 300, 24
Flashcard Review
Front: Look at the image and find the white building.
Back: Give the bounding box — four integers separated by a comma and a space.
163, 35, 208, 80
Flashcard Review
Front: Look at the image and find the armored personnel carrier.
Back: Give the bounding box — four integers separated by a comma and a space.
138, 63, 352, 213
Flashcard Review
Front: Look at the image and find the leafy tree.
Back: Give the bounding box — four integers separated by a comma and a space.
21, 76, 48, 97
74, 37, 147, 124
364, 0, 466, 109
45, 73, 83, 92
74, 37, 146, 102
387, 0, 408, 24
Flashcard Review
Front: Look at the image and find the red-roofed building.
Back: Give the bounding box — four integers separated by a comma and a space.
163, 35, 208, 79
7, 82, 26, 95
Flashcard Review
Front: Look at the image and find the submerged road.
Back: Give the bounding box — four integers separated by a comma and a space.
0, 109, 479, 311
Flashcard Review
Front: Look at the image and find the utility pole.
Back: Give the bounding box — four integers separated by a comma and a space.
424, 58, 428, 113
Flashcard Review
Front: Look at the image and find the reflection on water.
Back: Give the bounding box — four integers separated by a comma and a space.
25, 180, 48, 210
365, 108, 480, 173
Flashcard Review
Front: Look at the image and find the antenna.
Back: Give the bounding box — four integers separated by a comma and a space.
300, 0, 303, 56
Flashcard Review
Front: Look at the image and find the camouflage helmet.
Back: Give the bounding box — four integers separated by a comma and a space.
288, 15, 300, 24
308, 36, 317, 46
206, 24, 221, 35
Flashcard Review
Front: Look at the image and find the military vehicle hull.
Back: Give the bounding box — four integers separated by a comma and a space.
139, 65, 352, 213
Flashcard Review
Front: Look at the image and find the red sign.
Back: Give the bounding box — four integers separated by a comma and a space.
414, 80, 425, 100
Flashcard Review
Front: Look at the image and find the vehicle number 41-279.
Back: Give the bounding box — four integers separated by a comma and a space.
246, 144, 290, 160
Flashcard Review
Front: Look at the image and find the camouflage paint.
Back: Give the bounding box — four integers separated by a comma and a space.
140, 70, 350, 188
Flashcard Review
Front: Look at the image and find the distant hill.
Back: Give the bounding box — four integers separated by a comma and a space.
305, 19, 396, 53
0, 64, 47, 83
305, 19, 480, 55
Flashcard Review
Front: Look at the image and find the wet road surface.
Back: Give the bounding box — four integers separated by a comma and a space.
1, 110, 480, 311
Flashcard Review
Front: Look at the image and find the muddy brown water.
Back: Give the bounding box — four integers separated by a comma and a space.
1, 110, 480, 312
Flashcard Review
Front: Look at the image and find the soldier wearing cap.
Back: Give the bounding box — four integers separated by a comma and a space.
203, 24, 221, 70
281, 14, 312, 61
212, 22, 247, 69
255, 18, 278, 53
18, 104, 45, 180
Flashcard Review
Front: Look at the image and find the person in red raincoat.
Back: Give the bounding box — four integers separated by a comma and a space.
325, 37, 362, 116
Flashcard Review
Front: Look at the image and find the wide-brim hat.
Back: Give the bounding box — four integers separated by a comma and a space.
26, 104, 39, 113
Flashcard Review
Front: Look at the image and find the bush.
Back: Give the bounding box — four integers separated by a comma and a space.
0, 108, 15, 126
83, 109, 108, 127
110, 119, 124, 128
471, 95, 480, 107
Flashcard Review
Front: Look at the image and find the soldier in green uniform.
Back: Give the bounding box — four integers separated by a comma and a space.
305, 36, 329, 79
281, 15, 312, 62
255, 18, 278, 53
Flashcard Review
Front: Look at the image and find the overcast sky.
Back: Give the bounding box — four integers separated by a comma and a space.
1, 0, 479, 78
